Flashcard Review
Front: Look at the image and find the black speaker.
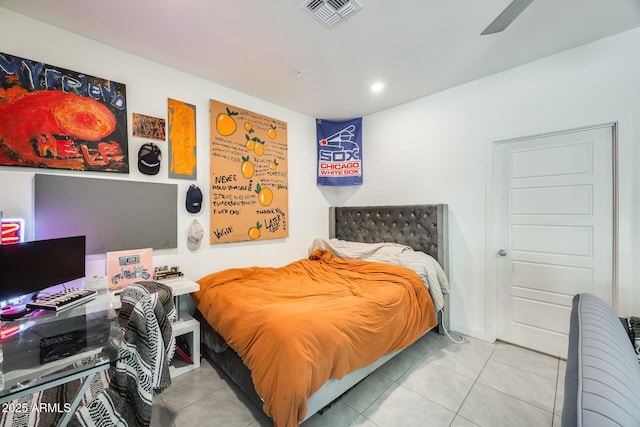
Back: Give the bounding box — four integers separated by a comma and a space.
36, 315, 88, 364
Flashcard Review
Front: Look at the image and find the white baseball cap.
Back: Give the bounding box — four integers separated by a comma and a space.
187, 219, 204, 250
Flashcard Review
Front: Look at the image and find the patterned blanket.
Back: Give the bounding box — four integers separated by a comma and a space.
630, 316, 640, 362
71, 281, 176, 427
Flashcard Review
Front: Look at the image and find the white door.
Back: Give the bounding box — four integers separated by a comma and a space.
495, 125, 614, 357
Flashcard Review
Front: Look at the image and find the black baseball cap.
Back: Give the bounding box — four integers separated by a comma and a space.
138, 143, 161, 175
186, 184, 203, 213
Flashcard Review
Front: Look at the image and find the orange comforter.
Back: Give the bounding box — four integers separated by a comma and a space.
193, 249, 436, 427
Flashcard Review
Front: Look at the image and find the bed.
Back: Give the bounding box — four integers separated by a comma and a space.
193, 204, 449, 427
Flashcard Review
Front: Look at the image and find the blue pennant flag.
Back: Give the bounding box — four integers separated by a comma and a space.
316, 118, 363, 186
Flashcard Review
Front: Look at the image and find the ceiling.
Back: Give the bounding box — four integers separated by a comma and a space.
2, 0, 640, 120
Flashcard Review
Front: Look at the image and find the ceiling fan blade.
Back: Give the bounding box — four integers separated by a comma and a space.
481, 0, 534, 35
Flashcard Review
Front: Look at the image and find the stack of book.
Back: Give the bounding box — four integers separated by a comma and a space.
153, 266, 184, 281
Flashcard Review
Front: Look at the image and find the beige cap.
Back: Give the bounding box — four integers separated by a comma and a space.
187, 219, 204, 250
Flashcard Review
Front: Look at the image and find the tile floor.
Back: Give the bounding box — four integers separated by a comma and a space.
151, 330, 566, 427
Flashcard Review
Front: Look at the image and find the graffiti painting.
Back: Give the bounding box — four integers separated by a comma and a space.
132, 113, 166, 140
0, 52, 128, 172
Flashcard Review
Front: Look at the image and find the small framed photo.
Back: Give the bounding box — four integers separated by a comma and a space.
106, 248, 153, 290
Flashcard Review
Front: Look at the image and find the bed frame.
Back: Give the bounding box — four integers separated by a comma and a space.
197, 203, 449, 423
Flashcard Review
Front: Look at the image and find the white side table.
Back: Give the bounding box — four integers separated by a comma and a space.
157, 277, 201, 378
168, 312, 200, 378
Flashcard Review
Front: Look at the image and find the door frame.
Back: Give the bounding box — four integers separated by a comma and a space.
484, 114, 631, 343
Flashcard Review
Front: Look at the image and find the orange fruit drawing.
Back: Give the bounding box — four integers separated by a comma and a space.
244, 122, 252, 131
254, 142, 264, 156
245, 134, 256, 151
255, 184, 273, 206
267, 125, 276, 140
241, 156, 254, 179
269, 159, 278, 170
216, 107, 238, 136
248, 222, 262, 239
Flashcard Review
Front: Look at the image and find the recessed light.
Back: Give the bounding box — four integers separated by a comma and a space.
371, 81, 385, 93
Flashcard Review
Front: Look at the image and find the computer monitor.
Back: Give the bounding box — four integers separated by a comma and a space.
0, 236, 86, 304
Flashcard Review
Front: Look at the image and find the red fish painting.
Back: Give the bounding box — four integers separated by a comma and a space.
0, 52, 128, 172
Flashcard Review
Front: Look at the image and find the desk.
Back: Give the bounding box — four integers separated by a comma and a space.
0, 289, 118, 426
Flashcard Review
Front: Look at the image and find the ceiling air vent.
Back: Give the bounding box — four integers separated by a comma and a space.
300, 0, 363, 29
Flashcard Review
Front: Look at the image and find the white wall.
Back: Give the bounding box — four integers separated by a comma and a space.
0, 9, 327, 285
1, 9, 639, 341
357, 28, 640, 338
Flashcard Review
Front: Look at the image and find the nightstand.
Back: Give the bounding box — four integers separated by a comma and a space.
157, 277, 201, 378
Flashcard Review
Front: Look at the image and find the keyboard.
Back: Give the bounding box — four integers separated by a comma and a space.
26, 288, 98, 312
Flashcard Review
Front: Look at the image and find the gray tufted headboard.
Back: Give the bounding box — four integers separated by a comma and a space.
329, 204, 449, 331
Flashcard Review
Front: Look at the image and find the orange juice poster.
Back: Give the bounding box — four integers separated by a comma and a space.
209, 99, 288, 244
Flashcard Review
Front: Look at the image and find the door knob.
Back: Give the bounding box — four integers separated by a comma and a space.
498, 249, 507, 256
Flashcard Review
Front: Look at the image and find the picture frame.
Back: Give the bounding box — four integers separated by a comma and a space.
106, 247, 153, 290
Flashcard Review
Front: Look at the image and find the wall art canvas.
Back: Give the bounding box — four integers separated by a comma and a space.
168, 98, 197, 179
0, 52, 128, 172
209, 99, 288, 244
132, 113, 166, 140
106, 247, 153, 290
